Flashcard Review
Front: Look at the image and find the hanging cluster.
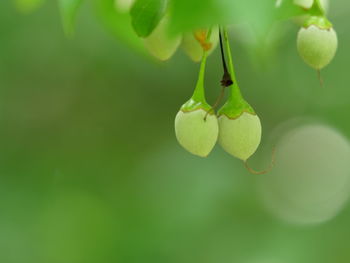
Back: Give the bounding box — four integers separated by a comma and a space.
174, 29, 262, 167
111, 0, 339, 173
115, 0, 338, 71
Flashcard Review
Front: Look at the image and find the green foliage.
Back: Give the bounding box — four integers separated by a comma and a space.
130, 0, 168, 37
3, 1, 350, 261
92, 0, 145, 53
10, 0, 339, 163
13, 0, 327, 56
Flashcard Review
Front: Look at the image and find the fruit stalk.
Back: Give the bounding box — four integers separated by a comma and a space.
192, 49, 208, 103
222, 28, 244, 104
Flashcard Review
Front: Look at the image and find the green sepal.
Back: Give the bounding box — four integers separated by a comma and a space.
303, 16, 332, 29
218, 28, 256, 119
180, 99, 213, 114
218, 97, 255, 119
308, 0, 326, 17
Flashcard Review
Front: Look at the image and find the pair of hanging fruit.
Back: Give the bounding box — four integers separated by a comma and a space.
175, 29, 262, 167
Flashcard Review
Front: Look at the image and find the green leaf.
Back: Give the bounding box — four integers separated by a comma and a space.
58, 0, 84, 36
170, 0, 223, 33
14, 0, 45, 13
169, 0, 306, 33
92, 0, 146, 54
130, 0, 168, 38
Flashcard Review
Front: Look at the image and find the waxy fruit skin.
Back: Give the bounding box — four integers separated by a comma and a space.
218, 112, 261, 161
175, 109, 218, 157
297, 25, 337, 69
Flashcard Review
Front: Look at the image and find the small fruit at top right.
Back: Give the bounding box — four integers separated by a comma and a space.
297, 16, 337, 70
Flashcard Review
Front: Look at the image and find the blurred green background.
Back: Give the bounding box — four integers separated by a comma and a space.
1, 0, 350, 262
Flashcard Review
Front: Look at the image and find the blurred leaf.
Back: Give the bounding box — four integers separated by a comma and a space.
93, 0, 146, 54
170, 0, 223, 33
58, 0, 84, 36
130, 0, 168, 37
14, 0, 45, 13
274, 0, 307, 20
170, 0, 306, 33
170, 0, 279, 34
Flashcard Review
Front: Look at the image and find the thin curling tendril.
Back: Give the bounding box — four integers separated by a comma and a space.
244, 147, 276, 175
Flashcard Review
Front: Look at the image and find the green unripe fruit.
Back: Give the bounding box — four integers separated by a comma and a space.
181, 27, 219, 62
175, 29, 218, 157
175, 108, 218, 157
218, 112, 261, 161
297, 22, 337, 70
144, 16, 182, 61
